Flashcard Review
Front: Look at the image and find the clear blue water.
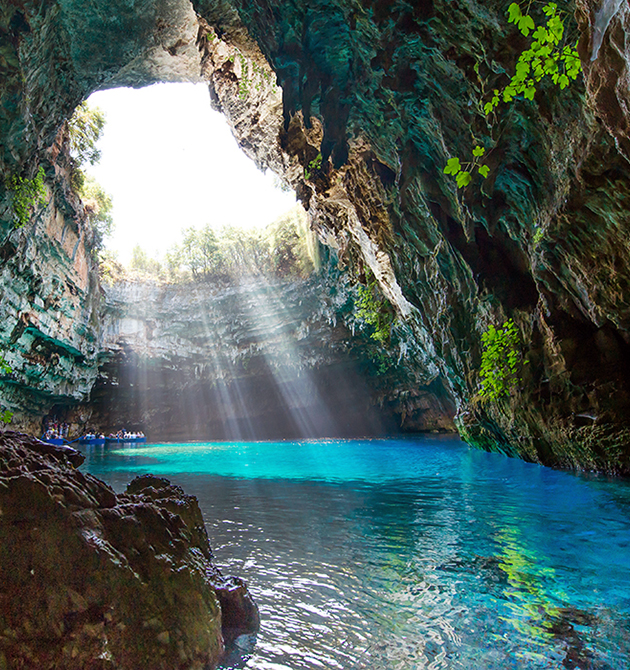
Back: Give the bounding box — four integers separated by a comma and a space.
79, 435, 630, 670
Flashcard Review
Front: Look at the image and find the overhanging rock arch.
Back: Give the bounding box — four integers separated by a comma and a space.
2, 0, 630, 471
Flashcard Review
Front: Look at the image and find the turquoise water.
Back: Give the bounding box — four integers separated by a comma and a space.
80, 436, 630, 669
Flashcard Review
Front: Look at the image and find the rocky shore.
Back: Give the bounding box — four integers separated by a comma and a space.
0, 430, 258, 670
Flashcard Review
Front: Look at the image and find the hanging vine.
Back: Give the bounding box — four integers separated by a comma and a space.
444, 2, 582, 189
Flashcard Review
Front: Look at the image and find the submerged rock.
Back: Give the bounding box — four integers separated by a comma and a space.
0, 430, 258, 670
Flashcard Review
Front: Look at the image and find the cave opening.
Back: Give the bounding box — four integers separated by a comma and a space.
5, 3, 630, 670
84, 82, 297, 267
55, 81, 405, 442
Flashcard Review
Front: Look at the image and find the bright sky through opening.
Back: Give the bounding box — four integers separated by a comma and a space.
86, 83, 296, 265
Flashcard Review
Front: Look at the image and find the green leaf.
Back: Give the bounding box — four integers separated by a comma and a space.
532, 26, 549, 43
548, 15, 564, 42
515, 60, 531, 80
483, 101, 494, 115
472, 145, 486, 158
478, 165, 490, 178
507, 3, 522, 24
542, 3, 557, 16
444, 157, 461, 175
558, 74, 569, 89
524, 84, 536, 100
543, 57, 558, 75
456, 171, 472, 188
518, 15, 535, 37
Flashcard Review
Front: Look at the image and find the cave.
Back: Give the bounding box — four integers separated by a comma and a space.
2, 0, 630, 667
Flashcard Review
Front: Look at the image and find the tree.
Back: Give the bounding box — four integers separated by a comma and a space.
180, 228, 203, 278
80, 174, 113, 251
66, 102, 115, 256
129, 245, 162, 278
67, 102, 106, 167
198, 225, 223, 276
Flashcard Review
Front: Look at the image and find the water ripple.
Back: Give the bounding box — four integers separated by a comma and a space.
80, 437, 630, 670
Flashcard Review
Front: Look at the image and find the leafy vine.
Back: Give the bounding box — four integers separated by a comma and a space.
479, 319, 521, 401
0, 353, 13, 426
444, 2, 582, 188
304, 153, 322, 180
356, 278, 393, 347
6, 166, 47, 227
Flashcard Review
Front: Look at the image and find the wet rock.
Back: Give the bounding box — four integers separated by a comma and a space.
0, 431, 258, 670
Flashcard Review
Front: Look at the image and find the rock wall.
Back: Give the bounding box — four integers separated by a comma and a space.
83, 270, 454, 441
192, 0, 630, 473
2, 0, 630, 471
0, 128, 101, 434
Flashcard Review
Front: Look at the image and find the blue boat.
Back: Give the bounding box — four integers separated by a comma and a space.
76, 437, 106, 446
43, 437, 65, 446
104, 436, 147, 444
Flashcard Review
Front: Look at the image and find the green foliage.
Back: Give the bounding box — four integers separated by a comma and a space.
479, 319, 521, 401
66, 103, 112, 254
234, 51, 271, 100
98, 249, 125, 286
304, 153, 323, 180
129, 245, 163, 279
173, 226, 222, 279
265, 207, 319, 277
444, 1, 581, 189
6, 166, 47, 227
0, 353, 11, 376
356, 278, 393, 346
238, 52, 249, 99
444, 148, 487, 187
485, 2, 580, 114
533, 227, 545, 245
67, 102, 106, 167
0, 354, 13, 426
125, 206, 317, 283
79, 174, 113, 251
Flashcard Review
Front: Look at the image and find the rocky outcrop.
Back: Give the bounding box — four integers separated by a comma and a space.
0, 430, 258, 670
2, 0, 630, 471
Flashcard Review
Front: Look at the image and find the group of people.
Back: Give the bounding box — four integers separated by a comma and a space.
82, 432, 106, 440
108, 430, 145, 440
43, 418, 146, 443
43, 421, 69, 441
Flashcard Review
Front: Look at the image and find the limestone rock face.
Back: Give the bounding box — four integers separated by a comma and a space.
84, 273, 454, 440
0, 130, 101, 433
0, 430, 258, 670
3, 0, 630, 470
192, 0, 630, 473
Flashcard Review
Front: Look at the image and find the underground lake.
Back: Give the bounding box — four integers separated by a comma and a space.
79, 436, 630, 670
3, 0, 630, 667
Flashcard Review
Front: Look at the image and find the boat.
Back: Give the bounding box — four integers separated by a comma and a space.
104, 435, 147, 444
42, 437, 65, 446
76, 436, 106, 446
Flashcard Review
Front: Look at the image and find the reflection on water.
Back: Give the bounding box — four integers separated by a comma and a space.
80, 436, 630, 669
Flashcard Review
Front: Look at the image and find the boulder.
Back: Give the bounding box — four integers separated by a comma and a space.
0, 431, 258, 670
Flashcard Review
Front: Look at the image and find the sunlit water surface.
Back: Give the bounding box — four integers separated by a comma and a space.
79, 436, 630, 670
